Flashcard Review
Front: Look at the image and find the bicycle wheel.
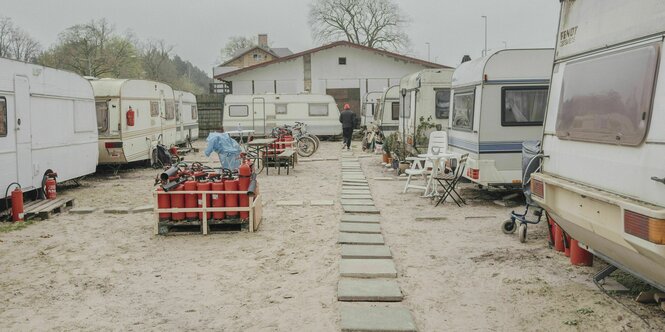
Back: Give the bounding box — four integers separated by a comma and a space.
306, 133, 320, 151
297, 136, 317, 157
253, 156, 265, 174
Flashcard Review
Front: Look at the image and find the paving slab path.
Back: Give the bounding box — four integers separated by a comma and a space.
341, 245, 392, 259
340, 222, 382, 234
340, 305, 417, 332
337, 279, 403, 302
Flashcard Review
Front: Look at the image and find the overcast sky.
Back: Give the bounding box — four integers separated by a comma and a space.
4, 0, 560, 74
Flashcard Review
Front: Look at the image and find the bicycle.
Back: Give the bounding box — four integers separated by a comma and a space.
271, 124, 317, 158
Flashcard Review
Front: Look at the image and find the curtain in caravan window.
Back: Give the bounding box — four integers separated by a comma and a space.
229, 105, 249, 117
452, 91, 474, 131
435, 89, 451, 119
0, 97, 7, 137
502, 87, 548, 126
95, 101, 109, 134
191, 105, 198, 120
165, 101, 175, 120
401, 93, 411, 118
391, 102, 400, 120
275, 104, 288, 115
309, 104, 328, 116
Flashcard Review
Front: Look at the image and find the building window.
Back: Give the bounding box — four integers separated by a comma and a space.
501, 87, 548, 126
165, 101, 175, 120
95, 101, 109, 134
556, 43, 659, 146
0, 97, 7, 137
275, 103, 288, 115
391, 102, 400, 120
435, 89, 451, 119
191, 105, 198, 120
150, 101, 159, 117
452, 90, 475, 131
338, 57, 347, 65
309, 104, 329, 116
253, 53, 263, 61
229, 105, 249, 117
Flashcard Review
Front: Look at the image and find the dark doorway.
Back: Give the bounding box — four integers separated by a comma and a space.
326, 88, 361, 126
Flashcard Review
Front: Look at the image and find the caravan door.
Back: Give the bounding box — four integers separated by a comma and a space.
252, 97, 266, 136
14, 76, 32, 189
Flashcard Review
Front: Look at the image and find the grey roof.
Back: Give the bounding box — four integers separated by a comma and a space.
225, 46, 293, 65
270, 48, 293, 57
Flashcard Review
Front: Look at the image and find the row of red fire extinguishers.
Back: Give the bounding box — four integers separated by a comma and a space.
5, 171, 57, 222
154, 158, 258, 222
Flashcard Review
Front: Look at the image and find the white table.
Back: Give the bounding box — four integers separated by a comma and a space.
418, 152, 456, 197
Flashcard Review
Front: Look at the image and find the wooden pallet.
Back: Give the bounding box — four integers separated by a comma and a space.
24, 197, 76, 220
157, 218, 250, 235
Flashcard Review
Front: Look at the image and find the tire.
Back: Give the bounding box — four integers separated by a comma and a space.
297, 136, 317, 157
307, 133, 321, 151
502, 219, 517, 234
518, 224, 527, 243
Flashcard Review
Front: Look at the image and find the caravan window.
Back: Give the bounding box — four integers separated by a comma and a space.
175, 103, 180, 121
309, 104, 328, 116
391, 102, 400, 120
275, 103, 288, 115
95, 101, 109, 134
165, 101, 175, 120
435, 89, 451, 119
150, 101, 159, 117
556, 43, 659, 146
0, 97, 6, 137
452, 90, 475, 131
229, 105, 248, 117
501, 87, 548, 126
191, 105, 198, 120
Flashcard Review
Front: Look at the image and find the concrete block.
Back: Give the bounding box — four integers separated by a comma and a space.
310, 200, 334, 206
131, 205, 153, 213
339, 259, 397, 278
340, 304, 416, 332
373, 177, 395, 181
341, 245, 392, 259
343, 205, 379, 214
338, 279, 403, 302
69, 207, 96, 214
338, 233, 384, 245
341, 194, 373, 200
276, 201, 304, 206
340, 199, 375, 206
341, 191, 371, 196
341, 214, 381, 223
103, 207, 130, 214
340, 223, 381, 234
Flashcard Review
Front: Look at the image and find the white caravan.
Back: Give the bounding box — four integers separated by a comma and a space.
448, 49, 554, 187
0, 58, 98, 199
223, 93, 341, 136
532, 0, 665, 290
174, 90, 199, 145
371, 85, 400, 135
361, 90, 383, 128
399, 69, 454, 147
90, 79, 177, 165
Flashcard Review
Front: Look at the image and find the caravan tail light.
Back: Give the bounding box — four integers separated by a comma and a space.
104, 142, 123, 149
531, 179, 544, 198
467, 168, 479, 180
624, 210, 665, 245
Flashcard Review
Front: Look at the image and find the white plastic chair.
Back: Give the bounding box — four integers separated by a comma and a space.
402, 131, 448, 194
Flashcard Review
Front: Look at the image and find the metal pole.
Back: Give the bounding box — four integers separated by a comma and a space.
425, 42, 430, 61
482, 16, 487, 56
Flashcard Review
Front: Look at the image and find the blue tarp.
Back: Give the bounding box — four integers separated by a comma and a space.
204, 132, 242, 170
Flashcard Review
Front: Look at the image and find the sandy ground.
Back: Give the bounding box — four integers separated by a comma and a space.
0, 140, 664, 331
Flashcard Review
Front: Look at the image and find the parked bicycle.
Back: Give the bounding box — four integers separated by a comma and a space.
271, 123, 319, 157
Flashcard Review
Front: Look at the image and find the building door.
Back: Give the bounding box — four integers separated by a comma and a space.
326, 88, 361, 126
252, 97, 266, 135
14, 75, 32, 188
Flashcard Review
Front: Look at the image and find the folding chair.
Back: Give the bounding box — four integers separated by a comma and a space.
402, 131, 448, 194
434, 153, 468, 207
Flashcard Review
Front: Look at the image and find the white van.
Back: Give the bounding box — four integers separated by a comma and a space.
91, 79, 177, 165
448, 49, 554, 187
0, 58, 98, 198
532, 0, 665, 290
371, 85, 400, 135
399, 69, 454, 147
223, 93, 341, 136
174, 90, 199, 145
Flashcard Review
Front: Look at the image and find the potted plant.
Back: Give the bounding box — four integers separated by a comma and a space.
382, 134, 393, 164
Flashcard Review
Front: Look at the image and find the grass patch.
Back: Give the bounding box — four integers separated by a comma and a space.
612, 269, 658, 295
0, 220, 35, 233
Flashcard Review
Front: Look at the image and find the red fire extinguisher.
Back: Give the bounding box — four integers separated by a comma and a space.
238, 160, 252, 220
184, 180, 197, 221
156, 187, 171, 221
126, 106, 135, 127
224, 179, 239, 218
171, 184, 185, 221
45, 172, 57, 200
211, 180, 225, 220
10, 185, 24, 222
197, 181, 212, 221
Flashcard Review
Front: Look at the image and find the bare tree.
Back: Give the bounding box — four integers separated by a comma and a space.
140, 39, 175, 81
0, 16, 41, 62
220, 35, 257, 61
308, 0, 410, 51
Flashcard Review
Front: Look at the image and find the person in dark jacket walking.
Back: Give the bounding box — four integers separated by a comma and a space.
339, 103, 356, 150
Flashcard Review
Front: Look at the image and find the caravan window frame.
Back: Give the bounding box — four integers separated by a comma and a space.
191, 105, 198, 120
308, 103, 329, 116
95, 101, 109, 134
451, 89, 475, 132
275, 103, 288, 115
391, 102, 400, 120
0, 97, 7, 137
434, 88, 451, 119
555, 43, 660, 146
165, 101, 175, 120
175, 103, 180, 121
500, 86, 548, 127
229, 105, 249, 117
150, 101, 159, 117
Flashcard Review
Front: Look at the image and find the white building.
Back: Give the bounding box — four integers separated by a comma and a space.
214, 41, 449, 117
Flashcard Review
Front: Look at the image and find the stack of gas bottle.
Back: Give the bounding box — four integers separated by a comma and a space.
266, 134, 294, 157
549, 216, 593, 266
155, 158, 258, 223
